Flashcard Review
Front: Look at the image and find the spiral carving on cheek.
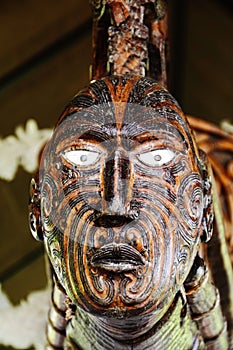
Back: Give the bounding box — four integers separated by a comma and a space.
41, 174, 59, 234
118, 218, 156, 305
136, 204, 175, 299
177, 173, 204, 237
63, 208, 116, 308
78, 225, 117, 307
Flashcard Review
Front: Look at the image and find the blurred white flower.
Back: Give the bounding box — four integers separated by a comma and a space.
0, 284, 49, 349
221, 119, 233, 134
0, 119, 52, 181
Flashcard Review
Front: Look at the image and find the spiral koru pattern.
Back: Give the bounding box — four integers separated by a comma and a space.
177, 173, 204, 240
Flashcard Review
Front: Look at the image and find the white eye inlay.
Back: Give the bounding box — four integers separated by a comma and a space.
138, 149, 176, 167
63, 150, 100, 166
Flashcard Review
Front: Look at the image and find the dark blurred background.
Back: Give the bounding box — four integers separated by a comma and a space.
0, 1, 232, 348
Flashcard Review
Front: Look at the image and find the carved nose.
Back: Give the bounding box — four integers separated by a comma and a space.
103, 150, 133, 216
94, 214, 134, 228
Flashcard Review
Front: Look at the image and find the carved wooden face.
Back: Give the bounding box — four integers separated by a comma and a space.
40, 76, 204, 321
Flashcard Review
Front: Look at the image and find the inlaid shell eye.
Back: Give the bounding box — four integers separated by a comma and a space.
137, 149, 176, 167
63, 150, 100, 166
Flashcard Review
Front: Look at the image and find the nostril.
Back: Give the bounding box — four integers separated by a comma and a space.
94, 214, 134, 228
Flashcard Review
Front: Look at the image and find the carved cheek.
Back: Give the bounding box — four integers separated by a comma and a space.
39, 165, 69, 282
176, 172, 204, 238
174, 171, 204, 286
40, 173, 60, 234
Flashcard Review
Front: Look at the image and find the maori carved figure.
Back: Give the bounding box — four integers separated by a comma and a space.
29, 1, 233, 349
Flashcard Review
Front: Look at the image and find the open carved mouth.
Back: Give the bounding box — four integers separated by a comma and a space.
89, 243, 146, 273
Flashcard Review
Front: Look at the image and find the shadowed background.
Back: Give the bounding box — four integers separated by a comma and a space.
0, 1, 232, 348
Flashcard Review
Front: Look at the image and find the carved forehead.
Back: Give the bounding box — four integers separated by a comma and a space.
54, 76, 196, 150
58, 75, 181, 123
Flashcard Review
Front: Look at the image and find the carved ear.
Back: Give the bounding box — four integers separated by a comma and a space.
29, 174, 43, 241
199, 150, 214, 243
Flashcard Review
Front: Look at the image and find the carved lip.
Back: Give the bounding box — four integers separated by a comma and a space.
90, 243, 146, 272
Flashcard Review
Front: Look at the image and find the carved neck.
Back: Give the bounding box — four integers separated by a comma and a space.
90, 0, 169, 87
66, 294, 200, 350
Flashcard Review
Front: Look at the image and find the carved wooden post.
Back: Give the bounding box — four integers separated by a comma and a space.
90, 0, 169, 87
28, 1, 233, 349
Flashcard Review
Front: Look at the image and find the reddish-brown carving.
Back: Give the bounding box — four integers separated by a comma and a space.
29, 1, 233, 349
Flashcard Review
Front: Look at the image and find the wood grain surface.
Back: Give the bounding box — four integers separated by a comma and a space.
0, 0, 232, 340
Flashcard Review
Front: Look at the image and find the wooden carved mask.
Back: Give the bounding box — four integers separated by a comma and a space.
36, 76, 211, 324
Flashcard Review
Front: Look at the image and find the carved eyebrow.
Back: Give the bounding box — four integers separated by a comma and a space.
80, 130, 114, 143
132, 131, 185, 144
131, 132, 159, 144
